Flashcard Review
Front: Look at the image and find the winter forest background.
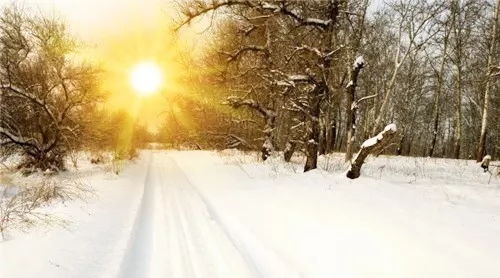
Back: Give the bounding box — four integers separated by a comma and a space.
0, 0, 499, 173
172, 0, 500, 171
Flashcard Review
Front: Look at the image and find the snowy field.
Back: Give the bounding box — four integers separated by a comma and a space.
0, 150, 499, 278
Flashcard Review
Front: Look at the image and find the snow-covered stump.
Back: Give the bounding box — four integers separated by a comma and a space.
481, 155, 491, 173
346, 124, 397, 179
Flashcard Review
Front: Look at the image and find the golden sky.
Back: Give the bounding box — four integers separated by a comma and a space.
1, 0, 211, 131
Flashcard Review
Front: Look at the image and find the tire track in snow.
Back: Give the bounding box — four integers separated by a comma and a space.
117, 152, 260, 278
167, 155, 302, 278
117, 153, 156, 278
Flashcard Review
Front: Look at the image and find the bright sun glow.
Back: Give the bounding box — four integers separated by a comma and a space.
130, 61, 163, 96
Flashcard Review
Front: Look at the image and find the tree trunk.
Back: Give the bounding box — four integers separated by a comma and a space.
318, 119, 327, 155
345, 57, 365, 162
347, 124, 397, 179
327, 117, 337, 153
452, 0, 463, 159
304, 88, 323, 172
261, 113, 276, 161
344, 0, 368, 159
284, 141, 296, 162
476, 0, 499, 161
397, 133, 405, 156
20, 149, 66, 172
334, 108, 342, 151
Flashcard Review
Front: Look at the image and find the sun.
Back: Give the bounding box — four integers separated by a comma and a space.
130, 61, 163, 96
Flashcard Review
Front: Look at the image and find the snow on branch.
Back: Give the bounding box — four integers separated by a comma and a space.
176, 0, 337, 31
221, 45, 269, 62
491, 65, 500, 77
346, 56, 365, 90
208, 132, 254, 149
271, 69, 316, 87
288, 74, 311, 82
260, 1, 333, 28
352, 94, 378, 110
225, 96, 275, 118
286, 45, 343, 64
353, 56, 365, 69
0, 127, 39, 151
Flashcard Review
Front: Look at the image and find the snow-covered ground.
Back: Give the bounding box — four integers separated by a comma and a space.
1, 150, 499, 278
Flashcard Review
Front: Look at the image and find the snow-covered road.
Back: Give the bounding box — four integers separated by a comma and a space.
119, 154, 257, 278
1, 150, 500, 278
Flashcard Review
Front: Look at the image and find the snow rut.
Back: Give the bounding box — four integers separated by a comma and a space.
118, 153, 258, 278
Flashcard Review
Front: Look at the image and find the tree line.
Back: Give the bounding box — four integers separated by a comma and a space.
172, 0, 499, 172
1, 1, 498, 174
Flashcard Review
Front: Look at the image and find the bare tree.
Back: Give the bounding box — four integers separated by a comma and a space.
0, 7, 101, 171
476, 0, 499, 161
371, 0, 441, 135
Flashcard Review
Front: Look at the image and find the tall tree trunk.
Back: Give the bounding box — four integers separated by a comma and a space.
304, 0, 340, 171
476, 0, 499, 161
452, 0, 463, 159
429, 20, 450, 157
344, 0, 368, 160
345, 57, 365, 162
453, 68, 462, 159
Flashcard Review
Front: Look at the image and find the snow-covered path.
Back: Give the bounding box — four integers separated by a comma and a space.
1, 150, 500, 278
118, 154, 257, 278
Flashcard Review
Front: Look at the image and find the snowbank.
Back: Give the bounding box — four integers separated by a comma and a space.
1, 150, 499, 278
171, 150, 500, 278
0, 153, 151, 278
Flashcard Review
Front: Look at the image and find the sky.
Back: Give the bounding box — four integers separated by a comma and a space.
0, 0, 199, 131
3, 0, 172, 40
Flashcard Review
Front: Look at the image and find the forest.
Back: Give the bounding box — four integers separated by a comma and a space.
163, 0, 500, 173
0, 0, 498, 176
